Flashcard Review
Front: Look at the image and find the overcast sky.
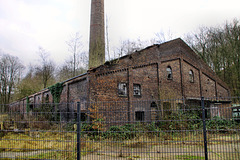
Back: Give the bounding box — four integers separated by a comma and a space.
0, 0, 240, 67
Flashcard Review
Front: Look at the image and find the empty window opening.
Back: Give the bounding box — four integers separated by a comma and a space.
29, 104, 33, 110
45, 94, 49, 103
151, 102, 157, 108
118, 83, 127, 96
133, 84, 141, 96
189, 70, 194, 82
232, 107, 240, 122
81, 113, 87, 121
166, 66, 172, 80
135, 111, 144, 121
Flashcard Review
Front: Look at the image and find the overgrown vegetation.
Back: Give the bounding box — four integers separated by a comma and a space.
48, 82, 64, 104
81, 110, 239, 141
1, 108, 239, 159
26, 96, 30, 113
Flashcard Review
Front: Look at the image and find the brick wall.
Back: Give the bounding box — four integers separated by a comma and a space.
159, 59, 182, 99
69, 79, 87, 103
90, 69, 128, 102
182, 60, 201, 98
217, 83, 229, 97
201, 73, 216, 98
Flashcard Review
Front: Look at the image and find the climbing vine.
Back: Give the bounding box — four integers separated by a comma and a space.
26, 96, 30, 113
48, 82, 64, 103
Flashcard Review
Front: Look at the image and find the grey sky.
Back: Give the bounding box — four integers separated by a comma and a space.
0, 0, 240, 67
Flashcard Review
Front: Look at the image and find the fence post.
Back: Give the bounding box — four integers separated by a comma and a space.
201, 97, 208, 160
77, 102, 81, 160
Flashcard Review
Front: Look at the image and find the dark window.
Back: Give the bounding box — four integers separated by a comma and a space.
81, 113, 87, 121
45, 94, 49, 103
135, 111, 144, 121
151, 102, 157, 108
166, 66, 172, 80
163, 102, 172, 115
189, 70, 194, 82
233, 107, 240, 122
118, 83, 127, 96
133, 84, 141, 96
29, 104, 33, 110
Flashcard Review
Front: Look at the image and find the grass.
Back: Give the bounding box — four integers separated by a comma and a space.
175, 155, 205, 160
0, 132, 75, 152
0, 131, 103, 159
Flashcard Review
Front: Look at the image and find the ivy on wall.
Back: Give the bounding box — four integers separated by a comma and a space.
26, 96, 30, 113
48, 82, 64, 103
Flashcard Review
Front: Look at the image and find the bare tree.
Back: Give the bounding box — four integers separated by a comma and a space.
66, 32, 87, 77
0, 52, 24, 104
56, 63, 87, 82
35, 47, 55, 89
154, 30, 174, 44
114, 38, 151, 58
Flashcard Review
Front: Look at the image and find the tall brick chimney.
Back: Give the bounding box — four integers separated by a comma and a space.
89, 0, 105, 69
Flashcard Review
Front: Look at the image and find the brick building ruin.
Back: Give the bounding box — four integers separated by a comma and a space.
8, 0, 232, 122
9, 38, 231, 122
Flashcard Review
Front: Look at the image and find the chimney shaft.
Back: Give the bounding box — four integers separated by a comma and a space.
89, 0, 105, 69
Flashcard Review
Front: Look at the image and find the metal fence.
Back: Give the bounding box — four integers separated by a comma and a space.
0, 97, 240, 159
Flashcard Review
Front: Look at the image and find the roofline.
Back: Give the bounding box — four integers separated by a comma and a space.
62, 72, 87, 83
89, 38, 183, 71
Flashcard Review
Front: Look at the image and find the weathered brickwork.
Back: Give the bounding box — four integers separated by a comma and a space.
59, 85, 68, 103
182, 61, 201, 98
69, 79, 87, 103
131, 65, 159, 100
201, 73, 216, 98
159, 60, 182, 99
10, 38, 231, 121
217, 83, 229, 97
130, 65, 159, 121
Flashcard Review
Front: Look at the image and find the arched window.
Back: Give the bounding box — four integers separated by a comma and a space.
166, 66, 172, 79
189, 70, 194, 82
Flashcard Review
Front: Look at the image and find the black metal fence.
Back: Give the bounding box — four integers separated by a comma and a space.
0, 97, 240, 159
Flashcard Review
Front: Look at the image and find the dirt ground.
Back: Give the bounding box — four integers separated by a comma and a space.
1, 140, 239, 160
82, 144, 238, 160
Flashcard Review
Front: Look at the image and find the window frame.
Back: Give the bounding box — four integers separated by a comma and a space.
189, 70, 194, 83
118, 82, 128, 97
166, 66, 173, 80
133, 84, 141, 97
135, 111, 145, 121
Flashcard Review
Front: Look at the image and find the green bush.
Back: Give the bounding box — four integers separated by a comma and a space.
206, 116, 237, 132
104, 124, 137, 140
156, 110, 202, 131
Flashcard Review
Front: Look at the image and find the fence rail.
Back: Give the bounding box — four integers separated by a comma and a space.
1, 97, 240, 159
